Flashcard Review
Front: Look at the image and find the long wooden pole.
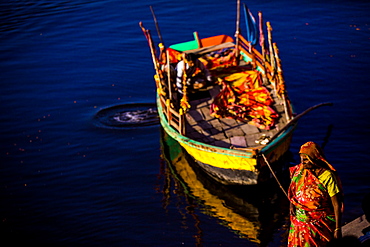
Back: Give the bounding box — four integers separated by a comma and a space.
258, 11, 268, 84
266, 22, 276, 76
166, 49, 172, 101
149, 6, 164, 46
139, 22, 162, 86
267, 102, 333, 144
273, 43, 290, 121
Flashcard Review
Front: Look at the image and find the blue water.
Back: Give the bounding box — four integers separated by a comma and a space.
1, 0, 370, 246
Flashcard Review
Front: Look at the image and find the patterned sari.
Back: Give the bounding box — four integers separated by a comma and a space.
288, 142, 342, 247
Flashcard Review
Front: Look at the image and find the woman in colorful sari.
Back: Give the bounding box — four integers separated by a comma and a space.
288, 141, 343, 246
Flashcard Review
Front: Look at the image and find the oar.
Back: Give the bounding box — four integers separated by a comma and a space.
150, 6, 164, 46
267, 102, 333, 144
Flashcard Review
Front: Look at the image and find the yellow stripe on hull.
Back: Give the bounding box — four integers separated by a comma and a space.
179, 142, 257, 171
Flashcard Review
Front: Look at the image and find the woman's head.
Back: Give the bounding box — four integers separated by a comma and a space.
300, 154, 315, 169
299, 141, 335, 171
299, 141, 325, 160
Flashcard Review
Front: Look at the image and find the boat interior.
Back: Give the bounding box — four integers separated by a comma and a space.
184, 82, 288, 150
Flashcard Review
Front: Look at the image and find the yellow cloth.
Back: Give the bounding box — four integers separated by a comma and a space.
318, 170, 340, 197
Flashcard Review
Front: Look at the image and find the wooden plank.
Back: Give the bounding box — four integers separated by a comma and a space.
224, 126, 245, 138
210, 119, 224, 131
197, 99, 210, 108
185, 113, 198, 126
215, 139, 231, 148
197, 120, 213, 134
185, 124, 197, 135
199, 105, 214, 121
210, 127, 224, 136
230, 136, 247, 148
342, 215, 369, 238
187, 109, 203, 122
187, 130, 205, 141
239, 122, 260, 135
219, 118, 239, 129
212, 132, 227, 140
198, 134, 214, 144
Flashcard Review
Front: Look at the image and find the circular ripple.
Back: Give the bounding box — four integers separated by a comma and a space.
93, 103, 159, 129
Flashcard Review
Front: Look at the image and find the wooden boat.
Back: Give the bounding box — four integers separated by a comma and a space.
139, 3, 316, 185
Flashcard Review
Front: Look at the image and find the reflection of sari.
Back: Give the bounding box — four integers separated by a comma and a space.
288, 142, 342, 246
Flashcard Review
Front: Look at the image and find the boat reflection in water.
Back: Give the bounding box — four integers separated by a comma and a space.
159, 129, 291, 246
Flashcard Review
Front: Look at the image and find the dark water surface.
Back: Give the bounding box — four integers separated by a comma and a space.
1, 0, 370, 246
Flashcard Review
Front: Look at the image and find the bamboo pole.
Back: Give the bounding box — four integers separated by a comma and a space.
234, 0, 241, 64
258, 12, 266, 62
273, 43, 290, 121
267, 102, 333, 144
266, 22, 276, 76
150, 6, 164, 46
258, 11, 268, 84
139, 22, 162, 84
166, 49, 172, 103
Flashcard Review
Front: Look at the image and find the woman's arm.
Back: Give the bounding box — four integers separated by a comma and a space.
331, 193, 343, 239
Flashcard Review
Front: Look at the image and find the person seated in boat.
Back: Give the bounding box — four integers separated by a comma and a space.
176, 53, 212, 94
158, 43, 176, 83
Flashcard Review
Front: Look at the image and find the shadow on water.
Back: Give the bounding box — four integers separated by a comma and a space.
158, 128, 292, 247
92, 103, 159, 129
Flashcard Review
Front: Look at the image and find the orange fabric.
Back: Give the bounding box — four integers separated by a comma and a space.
210, 71, 278, 130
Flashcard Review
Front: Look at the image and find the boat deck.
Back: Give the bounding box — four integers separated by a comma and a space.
184, 85, 288, 149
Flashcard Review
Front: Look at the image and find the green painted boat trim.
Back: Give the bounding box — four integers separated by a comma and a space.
169, 40, 199, 52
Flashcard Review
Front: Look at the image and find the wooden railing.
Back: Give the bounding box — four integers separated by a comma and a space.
158, 93, 185, 135
237, 33, 293, 121
236, 34, 274, 78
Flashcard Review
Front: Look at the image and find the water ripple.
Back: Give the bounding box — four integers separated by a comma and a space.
93, 103, 159, 129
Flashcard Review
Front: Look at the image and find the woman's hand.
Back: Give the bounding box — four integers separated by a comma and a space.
334, 228, 342, 239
